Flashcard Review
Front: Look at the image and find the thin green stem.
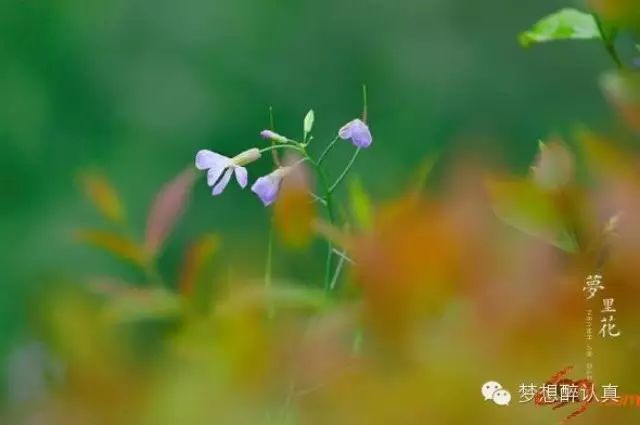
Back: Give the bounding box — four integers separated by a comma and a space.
605, 41, 623, 69
268, 106, 282, 167
259, 139, 344, 292
332, 248, 354, 264
362, 84, 368, 122
259, 144, 306, 155
594, 14, 623, 68
304, 154, 336, 292
329, 251, 346, 291
329, 148, 361, 193
265, 220, 274, 289
322, 217, 335, 292
316, 175, 336, 291
259, 89, 370, 293
291, 156, 311, 168
318, 136, 339, 164
323, 238, 334, 292
265, 217, 275, 318
309, 192, 327, 206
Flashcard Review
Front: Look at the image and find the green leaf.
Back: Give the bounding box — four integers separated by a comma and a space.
145, 168, 196, 256
519, 8, 601, 48
303, 109, 315, 136
487, 178, 578, 252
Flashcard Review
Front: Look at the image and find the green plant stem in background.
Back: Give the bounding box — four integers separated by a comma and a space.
259, 143, 339, 291
362, 84, 368, 122
265, 219, 274, 290
329, 251, 346, 291
318, 136, 339, 164
269, 106, 282, 166
321, 180, 335, 292
309, 192, 327, 206
330, 148, 361, 193
306, 154, 337, 292
265, 218, 276, 318
260, 86, 368, 292
593, 14, 623, 68
259, 144, 306, 156
265, 107, 278, 315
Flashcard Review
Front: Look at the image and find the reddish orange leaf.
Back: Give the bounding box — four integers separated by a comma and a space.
274, 158, 315, 248
145, 168, 197, 256
178, 233, 219, 296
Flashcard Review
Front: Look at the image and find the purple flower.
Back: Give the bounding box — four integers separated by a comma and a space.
251, 167, 290, 206
195, 148, 261, 196
338, 119, 372, 148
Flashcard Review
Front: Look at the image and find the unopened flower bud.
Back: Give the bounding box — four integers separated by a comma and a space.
260, 130, 288, 144
232, 148, 261, 166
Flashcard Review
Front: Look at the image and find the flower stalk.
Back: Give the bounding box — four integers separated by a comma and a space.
194, 88, 373, 292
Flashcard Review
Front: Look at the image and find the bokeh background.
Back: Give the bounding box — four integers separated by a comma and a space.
2, 0, 638, 423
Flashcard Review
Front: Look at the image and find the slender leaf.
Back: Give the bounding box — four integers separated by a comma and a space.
75, 229, 148, 267
487, 178, 578, 252
178, 233, 219, 297
145, 168, 197, 255
80, 172, 125, 224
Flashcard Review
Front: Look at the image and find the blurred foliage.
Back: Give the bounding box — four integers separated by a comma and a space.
2, 0, 640, 423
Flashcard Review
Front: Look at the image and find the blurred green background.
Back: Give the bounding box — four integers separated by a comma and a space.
0, 0, 616, 397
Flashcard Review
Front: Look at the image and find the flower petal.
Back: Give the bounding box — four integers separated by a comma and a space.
195, 150, 229, 170
338, 119, 373, 148
338, 120, 355, 140
234, 166, 248, 188
251, 174, 282, 206
212, 168, 233, 196
207, 165, 228, 187
350, 120, 373, 148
